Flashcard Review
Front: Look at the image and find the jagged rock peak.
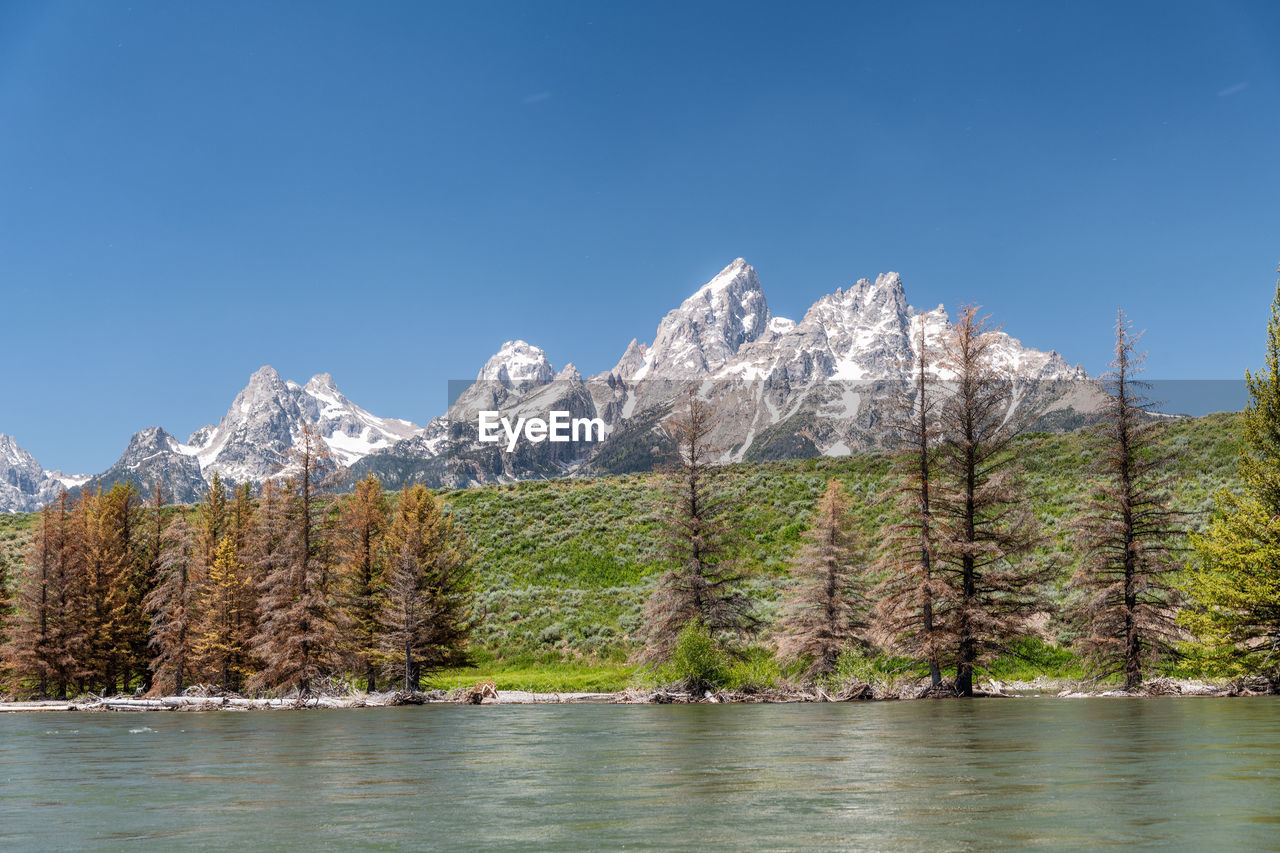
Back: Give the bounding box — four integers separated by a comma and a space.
555, 363, 583, 382
127, 426, 182, 452
246, 364, 284, 389
477, 340, 555, 391
611, 339, 649, 380
305, 372, 341, 395
0, 433, 37, 469
637, 258, 772, 379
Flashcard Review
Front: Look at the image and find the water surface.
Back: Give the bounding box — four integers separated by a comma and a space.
2, 698, 1277, 850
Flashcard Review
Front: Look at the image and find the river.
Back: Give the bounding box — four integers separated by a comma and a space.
2, 698, 1277, 850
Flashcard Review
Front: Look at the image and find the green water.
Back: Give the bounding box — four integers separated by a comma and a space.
1, 698, 1277, 851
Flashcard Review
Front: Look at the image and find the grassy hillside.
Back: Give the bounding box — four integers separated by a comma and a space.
443, 411, 1240, 664
0, 412, 1243, 689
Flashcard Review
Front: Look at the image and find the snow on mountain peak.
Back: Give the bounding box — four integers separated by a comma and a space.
477, 340, 555, 392
610, 339, 650, 380
188, 367, 423, 482
639, 258, 772, 378
0, 433, 86, 512
305, 372, 340, 396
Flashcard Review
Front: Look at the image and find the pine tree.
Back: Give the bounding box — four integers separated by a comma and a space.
227, 480, 260, 678
249, 425, 343, 694
5, 507, 57, 696
197, 473, 230, 566
337, 474, 389, 691
134, 480, 171, 692
194, 538, 253, 691
100, 482, 151, 693
874, 322, 949, 686
75, 488, 135, 694
641, 392, 757, 662
378, 485, 473, 691
7, 493, 92, 698
1071, 311, 1184, 689
1183, 275, 1280, 683
934, 306, 1048, 696
775, 479, 871, 676
144, 510, 200, 695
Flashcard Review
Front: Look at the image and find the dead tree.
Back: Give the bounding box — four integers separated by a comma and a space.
1071, 310, 1183, 689
641, 391, 757, 662
776, 479, 871, 677
874, 321, 950, 686
934, 306, 1048, 696
249, 425, 344, 695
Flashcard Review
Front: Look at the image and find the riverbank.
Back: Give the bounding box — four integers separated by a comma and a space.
1, 675, 1273, 712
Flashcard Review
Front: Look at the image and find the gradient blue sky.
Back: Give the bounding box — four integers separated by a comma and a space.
2, 1, 1278, 473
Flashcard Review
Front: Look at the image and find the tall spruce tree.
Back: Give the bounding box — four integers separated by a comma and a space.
1071, 311, 1183, 689
194, 538, 253, 691
5, 506, 59, 696
875, 322, 949, 686
934, 306, 1048, 696
775, 479, 870, 676
1183, 275, 1280, 684
641, 392, 757, 662
378, 484, 473, 691
250, 425, 343, 694
337, 474, 389, 691
144, 510, 200, 695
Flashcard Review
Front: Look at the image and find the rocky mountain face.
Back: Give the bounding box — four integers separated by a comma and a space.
0, 434, 88, 512
2, 369, 424, 509
77, 427, 209, 504
354, 258, 1098, 489
182, 366, 420, 483
4, 258, 1101, 509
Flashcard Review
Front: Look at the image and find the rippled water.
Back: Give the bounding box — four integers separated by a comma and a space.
1, 698, 1277, 851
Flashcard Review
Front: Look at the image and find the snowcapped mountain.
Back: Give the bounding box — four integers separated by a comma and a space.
353, 258, 1097, 488
0, 434, 88, 512
4, 257, 1101, 509
181, 366, 421, 483
3, 370, 425, 510
627, 258, 773, 380
78, 427, 208, 504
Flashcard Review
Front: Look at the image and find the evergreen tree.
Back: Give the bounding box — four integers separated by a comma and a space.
100, 482, 150, 692
934, 306, 1048, 696
75, 488, 138, 694
250, 425, 343, 694
775, 479, 871, 676
197, 473, 230, 566
641, 392, 757, 662
874, 322, 949, 686
337, 474, 389, 691
378, 484, 473, 691
230, 481, 255, 553
194, 538, 253, 691
1183, 275, 1280, 683
144, 510, 200, 695
1071, 311, 1184, 688
134, 480, 172, 692
7, 493, 92, 698
4, 507, 57, 696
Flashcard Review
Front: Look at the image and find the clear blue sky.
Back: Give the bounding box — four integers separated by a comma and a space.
2, 1, 1277, 473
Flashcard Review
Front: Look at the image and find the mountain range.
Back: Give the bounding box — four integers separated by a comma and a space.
0, 259, 1096, 511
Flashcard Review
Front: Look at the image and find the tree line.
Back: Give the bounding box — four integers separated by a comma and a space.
2, 281, 1278, 699
643, 285, 1280, 695
1, 428, 472, 699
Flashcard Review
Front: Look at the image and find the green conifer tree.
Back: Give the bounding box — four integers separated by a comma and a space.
1183, 273, 1280, 685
